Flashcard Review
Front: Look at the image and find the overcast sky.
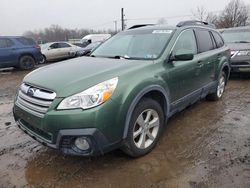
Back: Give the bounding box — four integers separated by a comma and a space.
0, 0, 249, 35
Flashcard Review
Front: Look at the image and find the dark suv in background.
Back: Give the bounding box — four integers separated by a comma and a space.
0, 36, 42, 70
221, 26, 250, 73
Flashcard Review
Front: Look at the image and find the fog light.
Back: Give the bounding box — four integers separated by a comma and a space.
74, 137, 90, 151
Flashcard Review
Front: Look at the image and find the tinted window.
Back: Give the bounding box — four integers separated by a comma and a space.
0, 38, 14, 48
16, 37, 36, 45
195, 30, 214, 53
50, 43, 59, 49
212, 31, 224, 48
58, 43, 71, 48
172, 29, 197, 55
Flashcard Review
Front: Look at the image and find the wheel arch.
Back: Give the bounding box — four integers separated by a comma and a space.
18, 53, 35, 62
219, 62, 230, 84
122, 85, 170, 139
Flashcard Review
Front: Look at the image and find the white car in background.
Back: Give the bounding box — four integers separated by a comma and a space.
41, 42, 82, 63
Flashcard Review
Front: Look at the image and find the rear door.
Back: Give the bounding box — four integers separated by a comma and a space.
58, 42, 72, 58
0, 38, 16, 67
194, 29, 217, 87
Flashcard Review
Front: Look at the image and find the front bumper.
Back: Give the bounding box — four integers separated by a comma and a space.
14, 117, 120, 156
13, 97, 124, 156
231, 57, 250, 72
16, 121, 116, 156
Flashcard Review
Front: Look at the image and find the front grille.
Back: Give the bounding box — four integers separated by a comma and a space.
19, 119, 53, 142
231, 61, 250, 66
60, 136, 74, 149
16, 83, 56, 118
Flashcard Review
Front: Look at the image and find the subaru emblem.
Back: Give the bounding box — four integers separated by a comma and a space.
27, 88, 35, 97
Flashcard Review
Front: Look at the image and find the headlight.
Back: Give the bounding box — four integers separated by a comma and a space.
57, 77, 118, 110
236, 50, 250, 56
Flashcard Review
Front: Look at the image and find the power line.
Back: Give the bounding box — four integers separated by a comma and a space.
88, 9, 224, 30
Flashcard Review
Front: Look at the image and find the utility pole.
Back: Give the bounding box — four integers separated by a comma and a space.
121, 8, 125, 30
114, 20, 117, 33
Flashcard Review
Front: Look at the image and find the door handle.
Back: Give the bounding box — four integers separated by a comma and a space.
197, 61, 204, 68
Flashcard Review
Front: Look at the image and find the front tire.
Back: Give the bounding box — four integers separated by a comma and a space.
19, 55, 35, 70
122, 98, 164, 157
206, 71, 226, 101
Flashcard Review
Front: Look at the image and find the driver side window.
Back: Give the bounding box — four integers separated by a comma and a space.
172, 30, 197, 55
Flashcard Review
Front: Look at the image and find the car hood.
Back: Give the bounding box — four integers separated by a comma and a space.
24, 57, 150, 97
226, 43, 250, 51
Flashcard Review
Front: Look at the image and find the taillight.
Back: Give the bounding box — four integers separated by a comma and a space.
34, 45, 41, 49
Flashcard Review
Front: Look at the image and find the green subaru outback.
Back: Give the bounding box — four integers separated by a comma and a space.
13, 21, 231, 157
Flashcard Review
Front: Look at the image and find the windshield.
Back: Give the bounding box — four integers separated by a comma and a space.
92, 29, 174, 60
222, 29, 250, 43
85, 42, 101, 49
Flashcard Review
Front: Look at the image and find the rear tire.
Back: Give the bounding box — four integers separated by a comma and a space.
19, 55, 35, 70
206, 71, 226, 101
122, 98, 164, 157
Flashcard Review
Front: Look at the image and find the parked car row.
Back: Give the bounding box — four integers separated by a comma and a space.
1, 25, 249, 73
0, 34, 110, 70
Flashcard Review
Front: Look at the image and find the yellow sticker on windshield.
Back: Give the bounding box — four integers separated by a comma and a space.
152, 30, 173, 34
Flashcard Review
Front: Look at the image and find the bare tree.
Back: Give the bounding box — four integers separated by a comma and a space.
192, 6, 207, 21
192, 6, 218, 25
157, 18, 167, 25
216, 0, 249, 28
23, 25, 116, 42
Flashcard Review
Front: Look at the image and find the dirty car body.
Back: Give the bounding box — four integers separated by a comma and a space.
13, 21, 231, 157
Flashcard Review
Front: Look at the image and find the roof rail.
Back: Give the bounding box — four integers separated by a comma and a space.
176, 20, 216, 28
128, 24, 155, 30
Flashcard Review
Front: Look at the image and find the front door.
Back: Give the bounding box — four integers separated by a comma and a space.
167, 29, 202, 104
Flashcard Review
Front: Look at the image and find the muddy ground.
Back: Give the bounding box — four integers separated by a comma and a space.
0, 68, 249, 188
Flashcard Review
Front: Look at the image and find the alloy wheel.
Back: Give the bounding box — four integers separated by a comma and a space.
133, 109, 160, 149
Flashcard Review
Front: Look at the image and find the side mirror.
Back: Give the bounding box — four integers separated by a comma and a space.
169, 49, 194, 62
172, 53, 194, 61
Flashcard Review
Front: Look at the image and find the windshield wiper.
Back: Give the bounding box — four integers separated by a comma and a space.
108, 55, 131, 59
234, 41, 249, 43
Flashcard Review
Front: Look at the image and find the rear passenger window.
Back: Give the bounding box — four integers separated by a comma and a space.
59, 43, 71, 48
195, 30, 214, 53
0, 39, 14, 48
172, 29, 197, 55
16, 37, 36, 46
212, 31, 224, 48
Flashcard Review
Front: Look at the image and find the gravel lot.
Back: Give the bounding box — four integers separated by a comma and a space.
0, 68, 249, 188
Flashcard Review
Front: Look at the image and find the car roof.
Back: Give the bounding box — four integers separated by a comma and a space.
125, 24, 218, 33
0, 36, 29, 39
221, 26, 250, 32
43, 41, 71, 45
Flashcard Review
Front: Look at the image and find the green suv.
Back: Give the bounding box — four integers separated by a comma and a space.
13, 21, 231, 157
